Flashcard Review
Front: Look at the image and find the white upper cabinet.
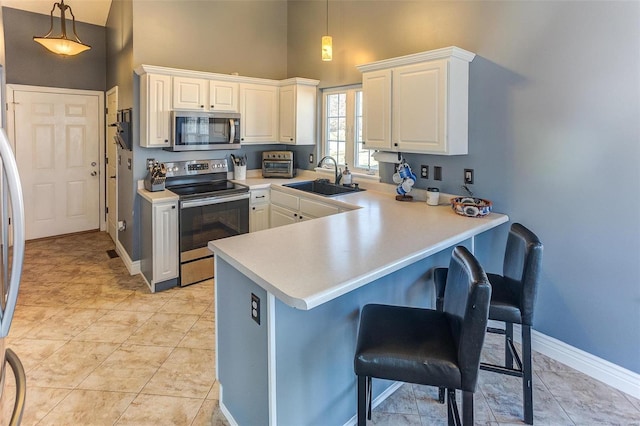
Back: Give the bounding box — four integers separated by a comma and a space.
279, 79, 318, 145
139, 72, 172, 148
358, 46, 475, 155
173, 76, 207, 110
240, 83, 279, 144
173, 76, 239, 112
136, 65, 317, 148
361, 69, 392, 150
209, 80, 239, 112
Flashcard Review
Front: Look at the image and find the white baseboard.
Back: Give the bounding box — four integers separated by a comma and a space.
219, 385, 240, 426
115, 240, 140, 275
488, 321, 640, 400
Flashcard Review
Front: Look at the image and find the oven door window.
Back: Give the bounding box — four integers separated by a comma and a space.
264, 160, 291, 174
180, 197, 249, 254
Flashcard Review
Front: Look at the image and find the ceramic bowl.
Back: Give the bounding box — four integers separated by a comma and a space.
451, 197, 493, 218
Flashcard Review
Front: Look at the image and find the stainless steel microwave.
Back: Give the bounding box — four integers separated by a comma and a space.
166, 111, 241, 151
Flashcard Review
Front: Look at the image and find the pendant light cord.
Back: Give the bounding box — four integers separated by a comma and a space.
326, 0, 329, 35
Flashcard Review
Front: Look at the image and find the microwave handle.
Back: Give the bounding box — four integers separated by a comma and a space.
229, 119, 236, 144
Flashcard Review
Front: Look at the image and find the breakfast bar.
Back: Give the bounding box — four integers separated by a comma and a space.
209, 187, 508, 425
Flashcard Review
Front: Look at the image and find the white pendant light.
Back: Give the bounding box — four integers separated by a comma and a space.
33, 0, 91, 56
322, 0, 332, 61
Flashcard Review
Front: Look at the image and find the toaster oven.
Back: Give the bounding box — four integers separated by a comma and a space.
262, 151, 295, 178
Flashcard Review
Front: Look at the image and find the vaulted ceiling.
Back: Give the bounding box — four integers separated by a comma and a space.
1, 0, 112, 26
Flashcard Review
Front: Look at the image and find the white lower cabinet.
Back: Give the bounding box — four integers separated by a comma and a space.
250, 189, 270, 232
270, 204, 298, 228
140, 196, 179, 292
269, 188, 343, 228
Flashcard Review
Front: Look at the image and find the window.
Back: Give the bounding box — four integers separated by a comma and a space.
322, 87, 378, 174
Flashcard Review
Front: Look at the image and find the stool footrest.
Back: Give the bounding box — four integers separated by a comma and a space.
480, 362, 523, 377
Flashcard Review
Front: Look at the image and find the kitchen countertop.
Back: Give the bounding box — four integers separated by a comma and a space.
137, 187, 179, 203
210, 174, 509, 310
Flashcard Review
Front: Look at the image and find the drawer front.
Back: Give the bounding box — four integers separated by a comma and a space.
299, 198, 340, 218
251, 189, 270, 204
271, 189, 299, 210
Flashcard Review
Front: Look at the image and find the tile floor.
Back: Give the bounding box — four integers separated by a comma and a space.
3, 231, 639, 425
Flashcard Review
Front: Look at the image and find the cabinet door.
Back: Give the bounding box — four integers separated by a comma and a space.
240, 83, 279, 144
152, 202, 179, 282
173, 76, 207, 110
362, 69, 392, 150
299, 197, 340, 218
279, 85, 295, 143
270, 204, 298, 228
392, 60, 447, 153
210, 80, 239, 112
140, 74, 171, 147
250, 203, 270, 232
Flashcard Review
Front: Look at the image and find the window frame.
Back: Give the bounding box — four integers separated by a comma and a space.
321, 85, 377, 175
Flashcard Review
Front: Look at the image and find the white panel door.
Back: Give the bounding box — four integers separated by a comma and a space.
106, 87, 118, 243
14, 90, 101, 240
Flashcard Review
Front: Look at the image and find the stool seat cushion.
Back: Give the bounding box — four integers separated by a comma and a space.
486, 273, 522, 324
354, 304, 462, 390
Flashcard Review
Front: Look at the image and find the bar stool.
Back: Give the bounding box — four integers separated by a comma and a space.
434, 223, 543, 424
354, 246, 492, 425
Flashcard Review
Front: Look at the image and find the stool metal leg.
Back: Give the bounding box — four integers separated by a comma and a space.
462, 391, 474, 425
522, 324, 533, 424
357, 375, 367, 426
505, 322, 514, 368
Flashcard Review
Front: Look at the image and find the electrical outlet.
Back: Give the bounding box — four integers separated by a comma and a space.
434, 166, 442, 181
464, 169, 474, 184
309, 153, 314, 164
420, 165, 429, 179
251, 293, 260, 325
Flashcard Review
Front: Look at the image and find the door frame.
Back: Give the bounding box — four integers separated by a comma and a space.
106, 86, 118, 243
5, 84, 106, 233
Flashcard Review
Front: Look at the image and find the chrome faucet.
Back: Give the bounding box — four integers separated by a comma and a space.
317, 156, 342, 185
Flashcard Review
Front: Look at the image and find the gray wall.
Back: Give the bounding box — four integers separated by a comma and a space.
132, 0, 287, 80
105, 0, 289, 260
288, 1, 640, 374
2, 7, 106, 91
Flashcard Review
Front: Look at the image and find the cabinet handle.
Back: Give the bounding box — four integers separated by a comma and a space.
200, 105, 204, 108
290, 138, 293, 142
252, 207, 256, 210
256, 195, 265, 199
164, 139, 168, 143
394, 143, 398, 147
294, 213, 298, 217
211, 105, 215, 109
172, 206, 176, 209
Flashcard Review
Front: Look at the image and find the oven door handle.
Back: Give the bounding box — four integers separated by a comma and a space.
180, 192, 250, 209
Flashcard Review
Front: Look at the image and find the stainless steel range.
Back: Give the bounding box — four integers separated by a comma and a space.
164, 159, 249, 287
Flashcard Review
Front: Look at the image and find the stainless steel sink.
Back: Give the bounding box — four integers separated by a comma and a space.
283, 179, 365, 197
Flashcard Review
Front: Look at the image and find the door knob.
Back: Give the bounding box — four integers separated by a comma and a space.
91, 171, 97, 176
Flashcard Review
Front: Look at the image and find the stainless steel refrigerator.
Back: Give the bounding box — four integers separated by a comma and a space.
0, 128, 26, 424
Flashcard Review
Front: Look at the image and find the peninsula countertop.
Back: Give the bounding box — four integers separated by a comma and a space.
209, 177, 509, 310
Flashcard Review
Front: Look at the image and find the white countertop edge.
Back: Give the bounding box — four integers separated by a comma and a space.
137, 186, 179, 203
210, 213, 508, 310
